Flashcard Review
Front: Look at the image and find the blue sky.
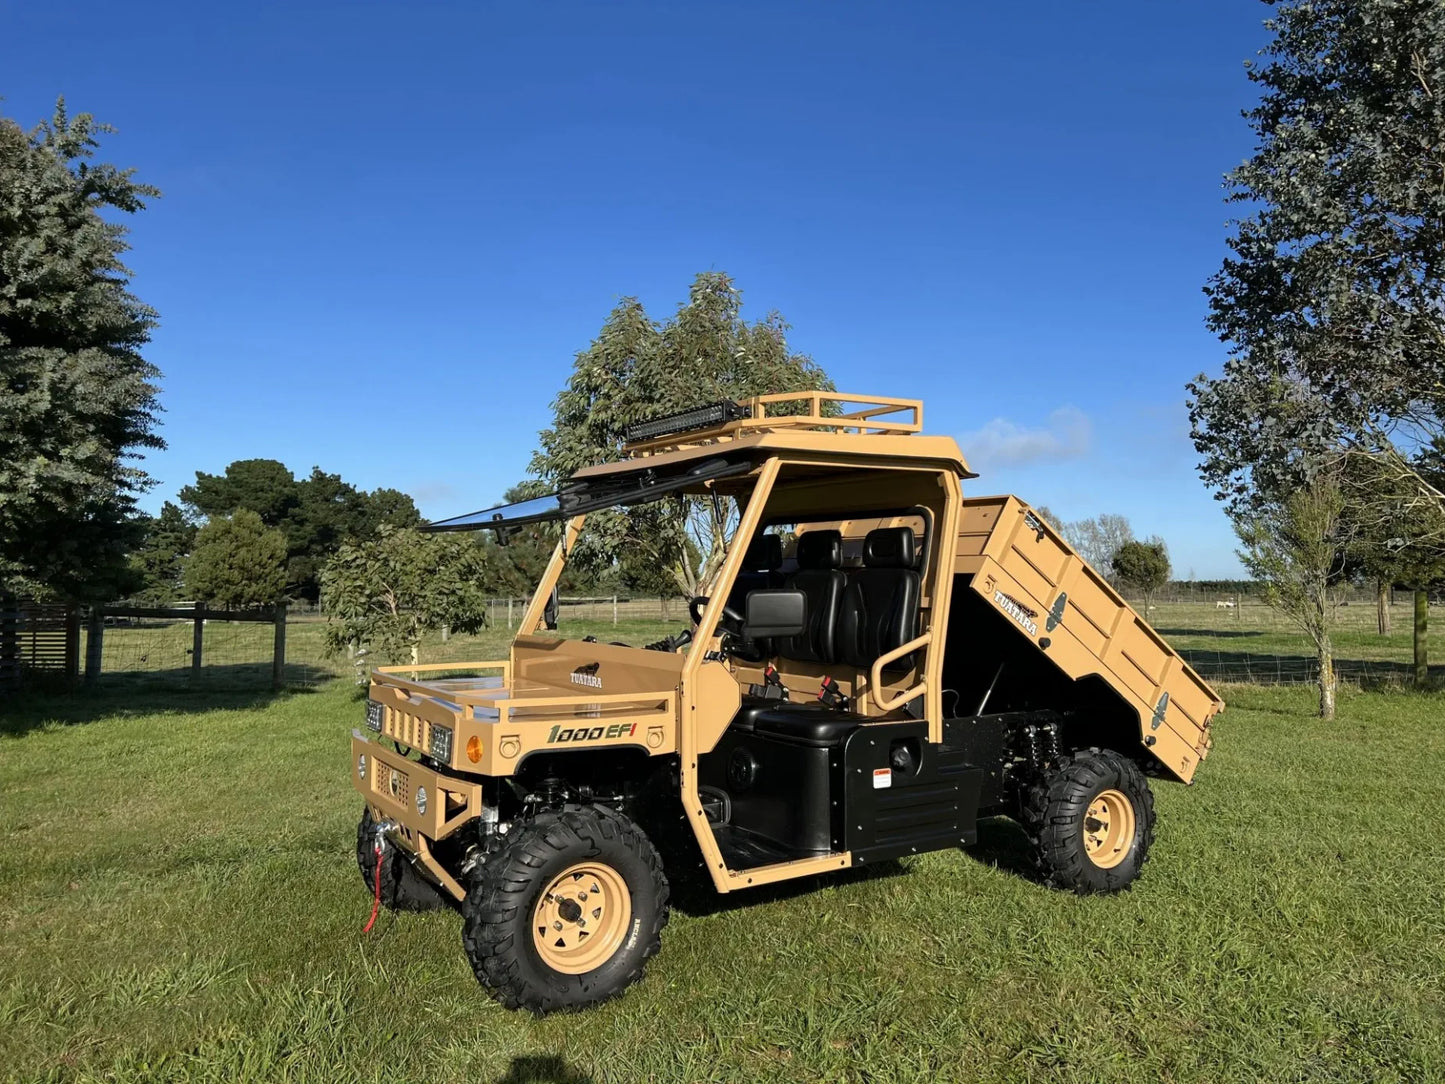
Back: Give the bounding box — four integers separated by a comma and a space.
3, 1, 1269, 578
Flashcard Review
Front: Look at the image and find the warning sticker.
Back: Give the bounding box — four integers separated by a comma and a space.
872, 768, 892, 790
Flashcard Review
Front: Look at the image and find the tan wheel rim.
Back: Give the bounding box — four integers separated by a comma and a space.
531, 862, 632, 975
1083, 789, 1136, 870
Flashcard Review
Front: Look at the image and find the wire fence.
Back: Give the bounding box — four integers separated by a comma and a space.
18, 592, 1443, 694
482, 595, 686, 627
1176, 651, 1418, 688
81, 616, 338, 691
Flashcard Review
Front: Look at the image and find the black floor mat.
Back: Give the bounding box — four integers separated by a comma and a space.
712, 824, 827, 869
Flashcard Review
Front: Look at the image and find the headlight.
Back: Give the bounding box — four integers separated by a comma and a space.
365, 700, 383, 732
416, 786, 428, 816
428, 725, 453, 763
357, 753, 367, 779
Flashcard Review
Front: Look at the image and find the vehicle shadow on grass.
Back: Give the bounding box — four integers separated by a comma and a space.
665, 824, 1048, 916
967, 816, 1041, 882
665, 854, 910, 918
494, 1055, 594, 1084
0, 665, 337, 738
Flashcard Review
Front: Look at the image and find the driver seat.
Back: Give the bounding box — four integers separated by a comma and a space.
726, 533, 784, 614
775, 530, 845, 665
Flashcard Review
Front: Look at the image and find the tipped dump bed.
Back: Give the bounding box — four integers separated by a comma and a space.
955, 495, 1222, 783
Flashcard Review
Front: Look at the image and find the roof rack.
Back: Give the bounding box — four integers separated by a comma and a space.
622, 392, 923, 455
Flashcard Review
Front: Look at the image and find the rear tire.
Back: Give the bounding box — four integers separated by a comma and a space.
356, 806, 449, 912
1022, 748, 1155, 894
461, 804, 669, 1013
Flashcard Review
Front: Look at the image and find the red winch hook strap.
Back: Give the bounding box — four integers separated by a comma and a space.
362, 843, 383, 934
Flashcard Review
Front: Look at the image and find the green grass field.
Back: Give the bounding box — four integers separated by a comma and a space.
4, 629, 1444, 1082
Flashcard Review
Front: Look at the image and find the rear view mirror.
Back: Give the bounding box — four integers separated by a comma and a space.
744, 589, 807, 639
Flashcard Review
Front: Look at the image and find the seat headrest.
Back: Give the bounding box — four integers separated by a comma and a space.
863, 527, 916, 569
741, 533, 783, 572
795, 529, 843, 570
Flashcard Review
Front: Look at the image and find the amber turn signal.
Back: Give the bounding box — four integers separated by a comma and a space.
466, 735, 483, 763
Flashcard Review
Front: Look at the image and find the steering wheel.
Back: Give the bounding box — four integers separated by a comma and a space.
689, 595, 745, 632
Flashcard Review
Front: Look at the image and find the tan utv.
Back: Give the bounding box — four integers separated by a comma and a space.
349, 393, 1222, 1012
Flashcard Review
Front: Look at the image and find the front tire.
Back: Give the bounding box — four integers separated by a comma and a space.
356, 806, 449, 912
1022, 748, 1155, 894
461, 804, 669, 1013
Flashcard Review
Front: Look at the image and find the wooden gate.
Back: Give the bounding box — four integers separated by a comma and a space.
0, 600, 81, 687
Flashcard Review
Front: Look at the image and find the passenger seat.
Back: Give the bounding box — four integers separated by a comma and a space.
775, 529, 845, 665
838, 527, 922, 671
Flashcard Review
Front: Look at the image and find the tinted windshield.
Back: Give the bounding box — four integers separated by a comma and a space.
423, 455, 756, 533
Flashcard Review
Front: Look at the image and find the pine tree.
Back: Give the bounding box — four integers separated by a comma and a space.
184, 510, 287, 610
0, 100, 162, 601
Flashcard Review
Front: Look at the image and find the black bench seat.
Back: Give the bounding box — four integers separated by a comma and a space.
732, 699, 863, 747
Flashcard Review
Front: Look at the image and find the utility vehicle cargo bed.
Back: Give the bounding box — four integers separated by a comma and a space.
955, 495, 1221, 782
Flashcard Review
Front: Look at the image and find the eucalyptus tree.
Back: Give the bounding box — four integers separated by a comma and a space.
529, 272, 833, 596
1190, 1, 1445, 698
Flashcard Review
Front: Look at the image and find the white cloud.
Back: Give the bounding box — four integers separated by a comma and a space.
410, 481, 458, 505
959, 406, 1092, 468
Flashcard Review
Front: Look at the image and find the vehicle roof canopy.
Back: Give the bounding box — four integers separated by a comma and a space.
423, 392, 975, 533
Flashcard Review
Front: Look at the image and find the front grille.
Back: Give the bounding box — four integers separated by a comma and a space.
385, 707, 430, 752
374, 764, 410, 807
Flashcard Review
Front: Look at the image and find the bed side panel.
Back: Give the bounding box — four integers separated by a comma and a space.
955, 495, 1223, 782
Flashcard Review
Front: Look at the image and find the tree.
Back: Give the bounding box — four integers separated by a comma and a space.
528, 272, 833, 596
1236, 468, 1348, 719
128, 501, 197, 604
1190, 2, 1445, 702
0, 100, 162, 602
1059, 514, 1134, 574
184, 509, 287, 609
321, 527, 490, 666
181, 458, 420, 600
180, 458, 298, 528
1030, 506, 1061, 530
473, 483, 601, 599
1191, 1, 1445, 540
1111, 540, 1171, 614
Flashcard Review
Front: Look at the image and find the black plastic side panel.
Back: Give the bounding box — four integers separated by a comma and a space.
698, 728, 838, 855
843, 721, 983, 864
941, 714, 1012, 811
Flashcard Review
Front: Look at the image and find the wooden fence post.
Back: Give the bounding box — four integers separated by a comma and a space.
0, 597, 15, 689
273, 601, 288, 691
85, 607, 104, 683
65, 608, 82, 683
192, 600, 205, 672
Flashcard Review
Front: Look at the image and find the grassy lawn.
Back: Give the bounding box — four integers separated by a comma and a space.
3, 648, 1443, 1083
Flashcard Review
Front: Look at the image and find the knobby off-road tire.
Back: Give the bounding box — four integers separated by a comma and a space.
461, 804, 669, 1013
356, 806, 449, 912
1022, 748, 1155, 894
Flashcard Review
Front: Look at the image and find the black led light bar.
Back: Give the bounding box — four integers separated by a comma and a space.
623, 399, 751, 444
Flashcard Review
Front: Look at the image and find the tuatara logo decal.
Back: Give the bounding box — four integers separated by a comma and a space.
994, 589, 1039, 637
547, 722, 638, 743
570, 662, 602, 689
